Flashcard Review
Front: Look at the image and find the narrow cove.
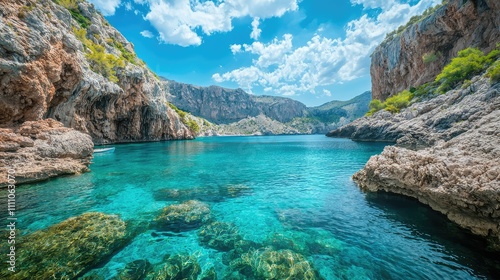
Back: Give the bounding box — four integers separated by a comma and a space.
1, 135, 498, 279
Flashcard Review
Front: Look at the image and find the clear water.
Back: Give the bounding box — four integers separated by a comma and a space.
2, 135, 499, 279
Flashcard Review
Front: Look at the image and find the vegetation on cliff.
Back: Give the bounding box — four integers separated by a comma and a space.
382, 1, 447, 44
367, 45, 500, 116
167, 103, 201, 133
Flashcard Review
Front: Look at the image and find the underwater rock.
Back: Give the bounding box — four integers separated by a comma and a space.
199, 267, 218, 280
198, 221, 243, 251
115, 259, 153, 280
154, 185, 252, 202
0, 212, 129, 280
148, 254, 201, 280
155, 200, 212, 232
229, 248, 319, 280
264, 231, 309, 254
264, 231, 342, 258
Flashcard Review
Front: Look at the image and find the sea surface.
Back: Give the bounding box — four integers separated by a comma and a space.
2, 135, 499, 279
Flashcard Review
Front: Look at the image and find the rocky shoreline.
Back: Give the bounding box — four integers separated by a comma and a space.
328, 76, 500, 249
0, 119, 93, 187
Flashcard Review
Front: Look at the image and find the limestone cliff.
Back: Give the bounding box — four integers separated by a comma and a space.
371, 0, 500, 101
0, 0, 193, 143
166, 79, 370, 135
165, 79, 308, 124
333, 75, 500, 249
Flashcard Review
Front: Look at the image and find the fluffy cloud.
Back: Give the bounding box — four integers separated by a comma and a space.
88, 0, 122, 16
230, 44, 243, 54
250, 17, 262, 40
140, 30, 154, 38
213, 0, 441, 96
89, 0, 298, 46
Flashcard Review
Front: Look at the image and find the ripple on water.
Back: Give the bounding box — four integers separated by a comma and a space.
3, 135, 499, 279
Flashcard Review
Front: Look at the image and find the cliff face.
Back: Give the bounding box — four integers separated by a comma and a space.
329, 73, 500, 248
371, 0, 500, 101
165, 80, 308, 124
166, 80, 370, 135
0, 0, 193, 143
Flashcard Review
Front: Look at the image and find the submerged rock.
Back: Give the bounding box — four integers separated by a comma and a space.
148, 254, 201, 280
154, 185, 252, 202
115, 259, 153, 280
155, 200, 212, 232
0, 119, 93, 186
0, 212, 129, 280
229, 248, 319, 280
198, 221, 243, 252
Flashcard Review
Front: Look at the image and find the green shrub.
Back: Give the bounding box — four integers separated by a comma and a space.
365, 90, 414, 116
384, 90, 414, 113
487, 60, 500, 82
186, 119, 200, 133
54, 0, 91, 28
73, 27, 123, 83
114, 41, 138, 65
366, 99, 385, 116
435, 48, 488, 93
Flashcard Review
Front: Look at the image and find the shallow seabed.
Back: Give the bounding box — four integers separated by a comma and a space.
2, 135, 499, 279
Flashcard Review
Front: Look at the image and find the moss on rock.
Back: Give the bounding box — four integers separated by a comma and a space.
229, 248, 319, 280
198, 221, 243, 252
148, 254, 201, 280
155, 200, 212, 232
0, 212, 129, 280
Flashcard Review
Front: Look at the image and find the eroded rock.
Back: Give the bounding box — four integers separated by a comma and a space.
0, 119, 93, 186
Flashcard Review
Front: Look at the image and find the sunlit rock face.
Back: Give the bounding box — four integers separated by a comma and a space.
371, 0, 500, 101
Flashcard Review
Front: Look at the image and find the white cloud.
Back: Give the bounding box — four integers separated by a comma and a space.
88, 0, 121, 16
250, 17, 262, 40
124, 2, 133, 11
145, 0, 298, 46
88, 0, 298, 46
230, 44, 242, 54
323, 89, 332, 96
140, 30, 154, 38
214, 0, 441, 96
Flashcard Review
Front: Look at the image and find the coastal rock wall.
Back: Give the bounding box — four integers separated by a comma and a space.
0, 119, 93, 186
0, 0, 193, 143
371, 0, 500, 100
330, 75, 500, 248
165, 80, 308, 124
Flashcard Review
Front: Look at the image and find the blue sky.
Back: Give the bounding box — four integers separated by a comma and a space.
89, 0, 440, 106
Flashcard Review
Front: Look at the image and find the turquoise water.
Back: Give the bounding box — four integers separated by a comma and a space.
2, 135, 499, 279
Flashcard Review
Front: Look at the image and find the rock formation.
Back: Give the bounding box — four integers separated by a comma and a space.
330, 73, 500, 248
0, 212, 130, 279
0, 0, 193, 143
0, 0, 194, 184
371, 0, 500, 101
166, 79, 370, 135
0, 119, 93, 187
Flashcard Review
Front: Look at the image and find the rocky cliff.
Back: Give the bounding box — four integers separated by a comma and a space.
371, 0, 500, 101
0, 0, 193, 185
165, 80, 308, 124
0, 0, 193, 143
330, 73, 500, 248
166, 79, 370, 135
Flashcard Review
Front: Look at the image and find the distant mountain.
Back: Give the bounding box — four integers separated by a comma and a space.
308, 91, 372, 123
164, 79, 307, 124
163, 79, 371, 135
